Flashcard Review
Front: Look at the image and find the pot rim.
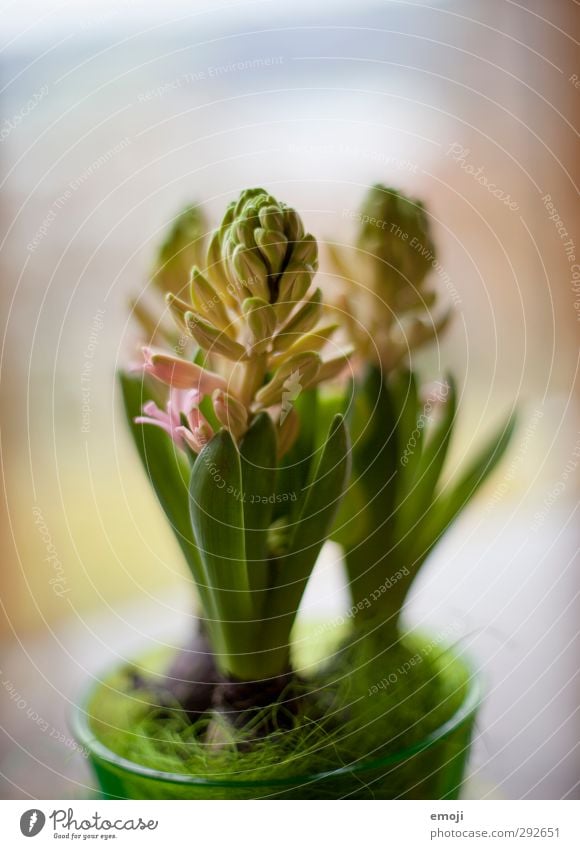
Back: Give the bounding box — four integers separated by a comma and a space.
71, 649, 481, 790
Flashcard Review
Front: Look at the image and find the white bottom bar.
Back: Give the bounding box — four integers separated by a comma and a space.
2, 800, 579, 848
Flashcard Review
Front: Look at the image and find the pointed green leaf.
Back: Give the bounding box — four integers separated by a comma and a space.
330, 476, 370, 547
413, 412, 517, 562
239, 413, 277, 613
345, 365, 399, 544
265, 415, 351, 645
273, 388, 319, 522
389, 369, 422, 519
118, 373, 212, 612
189, 430, 251, 626
394, 375, 456, 547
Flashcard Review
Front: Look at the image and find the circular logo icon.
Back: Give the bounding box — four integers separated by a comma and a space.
19, 810, 45, 837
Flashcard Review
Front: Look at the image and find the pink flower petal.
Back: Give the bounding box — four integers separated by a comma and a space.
142, 401, 170, 423
176, 426, 202, 454
143, 349, 227, 393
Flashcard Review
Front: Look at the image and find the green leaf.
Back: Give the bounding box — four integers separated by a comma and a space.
189, 430, 251, 628
265, 415, 351, 645
273, 388, 319, 522
239, 413, 277, 613
393, 374, 456, 548
192, 348, 221, 431
118, 373, 211, 611
344, 365, 399, 545
389, 369, 422, 520
330, 475, 370, 547
413, 412, 518, 562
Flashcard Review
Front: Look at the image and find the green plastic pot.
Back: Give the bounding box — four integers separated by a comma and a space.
72, 662, 480, 800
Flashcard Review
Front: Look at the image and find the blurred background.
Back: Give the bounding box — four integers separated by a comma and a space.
0, 0, 578, 799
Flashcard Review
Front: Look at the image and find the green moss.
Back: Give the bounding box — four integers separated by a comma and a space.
83, 626, 475, 799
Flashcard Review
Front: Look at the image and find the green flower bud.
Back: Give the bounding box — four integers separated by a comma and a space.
273, 288, 322, 352
259, 205, 285, 233
307, 351, 352, 387
189, 268, 231, 332
212, 389, 248, 439
289, 233, 318, 270
154, 204, 206, 296
242, 297, 277, 351
231, 245, 269, 301
254, 351, 321, 408
254, 227, 288, 274
270, 323, 338, 365
283, 207, 305, 243
275, 263, 315, 322
234, 217, 258, 251
357, 185, 435, 291
165, 292, 193, 330
407, 309, 452, 350
212, 188, 317, 306
185, 312, 248, 361
206, 229, 236, 307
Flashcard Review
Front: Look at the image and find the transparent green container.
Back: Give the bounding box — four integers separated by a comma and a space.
73, 669, 479, 800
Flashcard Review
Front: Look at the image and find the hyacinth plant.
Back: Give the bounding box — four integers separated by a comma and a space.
78, 185, 514, 798
328, 185, 516, 636
120, 189, 351, 730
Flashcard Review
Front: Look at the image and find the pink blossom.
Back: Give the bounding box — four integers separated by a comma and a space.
141, 347, 227, 393
135, 387, 213, 453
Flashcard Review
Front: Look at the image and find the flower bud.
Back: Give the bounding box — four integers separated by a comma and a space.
206, 229, 237, 307
142, 348, 227, 393
255, 228, 288, 274
185, 312, 248, 361
165, 292, 194, 330
277, 262, 313, 304
306, 351, 352, 388
275, 263, 314, 322
407, 310, 452, 350
130, 296, 170, 345
242, 297, 277, 351
189, 268, 231, 332
254, 351, 321, 409
283, 207, 305, 243
358, 185, 435, 290
212, 389, 248, 439
215, 188, 316, 308
178, 421, 214, 454
270, 323, 338, 365
273, 288, 322, 352
230, 245, 269, 301
288, 234, 318, 270
153, 204, 206, 295
259, 205, 285, 232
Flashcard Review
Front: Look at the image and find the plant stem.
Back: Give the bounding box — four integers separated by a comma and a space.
238, 353, 267, 408
344, 530, 416, 633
